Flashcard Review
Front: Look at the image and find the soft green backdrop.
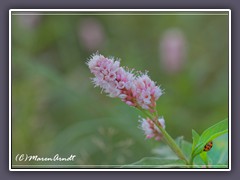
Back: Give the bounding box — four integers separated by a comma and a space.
12, 12, 229, 166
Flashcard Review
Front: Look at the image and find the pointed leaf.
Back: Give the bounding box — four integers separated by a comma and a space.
192, 118, 228, 158
193, 134, 228, 168
200, 152, 209, 166
192, 129, 200, 151
175, 136, 192, 160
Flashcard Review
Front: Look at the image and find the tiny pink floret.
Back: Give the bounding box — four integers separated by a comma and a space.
139, 117, 166, 141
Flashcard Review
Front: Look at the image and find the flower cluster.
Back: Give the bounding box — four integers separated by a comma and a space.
139, 117, 165, 141
87, 53, 162, 111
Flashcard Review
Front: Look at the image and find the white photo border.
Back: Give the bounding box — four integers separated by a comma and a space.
9, 9, 231, 171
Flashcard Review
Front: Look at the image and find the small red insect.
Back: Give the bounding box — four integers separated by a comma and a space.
203, 141, 213, 151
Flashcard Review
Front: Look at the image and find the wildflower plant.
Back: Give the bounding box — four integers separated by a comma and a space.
87, 53, 228, 168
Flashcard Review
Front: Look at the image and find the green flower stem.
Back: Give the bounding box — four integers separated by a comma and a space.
155, 122, 189, 164
189, 152, 198, 166
138, 108, 189, 165
189, 157, 194, 166
137, 108, 189, 165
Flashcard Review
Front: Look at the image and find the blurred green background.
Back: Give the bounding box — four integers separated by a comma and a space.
12, 12, 229, 166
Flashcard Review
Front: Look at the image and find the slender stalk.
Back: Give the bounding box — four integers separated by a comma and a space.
154, 122, 189, 164
137, 107, 189, 164
189, 157, 194, 167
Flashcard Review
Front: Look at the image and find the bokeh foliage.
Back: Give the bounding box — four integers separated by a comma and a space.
12, 12, 229, 166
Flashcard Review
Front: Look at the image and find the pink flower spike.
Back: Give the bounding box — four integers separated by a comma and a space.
87, 53, 163, 110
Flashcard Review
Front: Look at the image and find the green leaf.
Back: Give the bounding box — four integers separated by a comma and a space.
122, 157, 187, 168
152, 136, 193, 161
192, 129, 200, 151
200, 152, 209, 166
193, 134, 228, 168
207, 134, 228, 166
175, 136, 192, 160
192, 118, 228, 158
